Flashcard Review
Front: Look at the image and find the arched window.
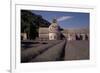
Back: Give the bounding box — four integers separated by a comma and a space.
50, 35, 53, 39
80, 35, 83, 40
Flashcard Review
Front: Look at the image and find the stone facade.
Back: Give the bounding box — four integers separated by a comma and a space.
39, 28, 49, 40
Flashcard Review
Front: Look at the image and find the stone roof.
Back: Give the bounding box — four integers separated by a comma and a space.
39, 27, 49, 34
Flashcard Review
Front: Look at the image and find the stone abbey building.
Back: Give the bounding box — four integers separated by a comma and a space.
39, 19, 89, 41
21, 19, 89, 41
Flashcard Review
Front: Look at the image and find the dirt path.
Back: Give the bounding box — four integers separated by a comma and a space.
64, 40, 89, 60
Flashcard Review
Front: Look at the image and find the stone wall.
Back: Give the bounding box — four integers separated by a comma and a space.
62, 28, 89, 41
21, 33, 27, 40
39, 28, 89, 41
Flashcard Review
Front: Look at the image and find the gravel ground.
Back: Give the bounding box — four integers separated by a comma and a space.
64, 40, 89, 60
21, 40, 89, 63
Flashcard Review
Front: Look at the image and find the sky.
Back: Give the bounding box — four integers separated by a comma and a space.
32, 10, 89, 29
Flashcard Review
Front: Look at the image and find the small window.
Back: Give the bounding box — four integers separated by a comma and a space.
50, 35, 53, 39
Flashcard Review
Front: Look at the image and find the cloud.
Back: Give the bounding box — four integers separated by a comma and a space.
57, 16, 73, 22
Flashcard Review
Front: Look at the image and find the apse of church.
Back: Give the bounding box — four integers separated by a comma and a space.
49, 19, 61, 40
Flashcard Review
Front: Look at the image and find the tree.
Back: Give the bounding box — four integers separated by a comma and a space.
21, 10, 38, 40
21, 10, 51, 40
